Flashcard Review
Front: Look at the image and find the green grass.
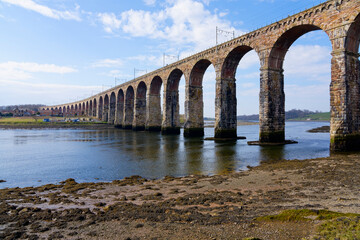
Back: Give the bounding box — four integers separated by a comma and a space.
290, 112, 330, 121
255, 209, 359, 222
315, 216, 360, 239
0, 117, 105, 125
255, 209, 360, 239
0, 117, 46, 124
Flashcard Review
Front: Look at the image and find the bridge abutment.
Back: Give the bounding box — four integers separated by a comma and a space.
259, 68, 285, 143
145, 93, 162, 131
330, 50, 360, 151
184, 85, 204, 137
214, 77, 237, 139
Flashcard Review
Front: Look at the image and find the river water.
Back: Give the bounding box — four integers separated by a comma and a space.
0, 121, 330, 188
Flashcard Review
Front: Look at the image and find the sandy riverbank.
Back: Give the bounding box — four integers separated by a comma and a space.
1, 153, 360, 239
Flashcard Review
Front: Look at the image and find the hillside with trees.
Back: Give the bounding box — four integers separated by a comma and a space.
237, 109, 330, 121
0, 104, 44, 112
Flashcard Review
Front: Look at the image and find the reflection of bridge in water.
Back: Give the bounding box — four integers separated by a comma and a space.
42, 0, 360, 152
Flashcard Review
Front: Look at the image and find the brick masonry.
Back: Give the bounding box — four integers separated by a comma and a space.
43, 0, 360, 152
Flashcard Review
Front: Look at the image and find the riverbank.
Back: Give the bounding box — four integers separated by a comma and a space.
1, 153, 360, 239
0, 122, 114, 130
0, 117, 114, 130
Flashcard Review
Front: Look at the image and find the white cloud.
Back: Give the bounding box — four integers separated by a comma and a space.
121, 10, 166, 38
201, 0, 212, 5
237, 72, 259, 79
1, 0, 81, 21
97, 13, 121, 33
97, 0, 242, 52
0, 61, 77, 73
129, 55, 163, 67
284, 44, 331, 81
237, 51, 260, 69
0, 79, 102, 105
143, 0, 156, 6
92, 59, 123, 68
101, 70, 133, 80
0, 61, 77, 80
240, 82, 256, 88
285, 84, 330, 111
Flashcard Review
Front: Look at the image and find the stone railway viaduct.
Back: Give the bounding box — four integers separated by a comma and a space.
43, 0, 360, 152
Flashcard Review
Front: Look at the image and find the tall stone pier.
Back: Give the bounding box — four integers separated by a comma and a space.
329, 50, 360, 151
184, 85, 204, 137
161, 89, 180, 134
133, 82, 147, 131
259, 68, 285, 143
146, 77, 162, 131
214, 77, 237, 138
145, 93, 162, 131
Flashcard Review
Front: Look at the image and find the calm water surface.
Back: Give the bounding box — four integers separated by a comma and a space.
0, 121, 330, 188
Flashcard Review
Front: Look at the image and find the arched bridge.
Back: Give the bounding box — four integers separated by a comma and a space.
43, 0, 360, 152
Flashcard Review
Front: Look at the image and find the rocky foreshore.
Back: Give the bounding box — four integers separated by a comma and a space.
1, 154, 360, 239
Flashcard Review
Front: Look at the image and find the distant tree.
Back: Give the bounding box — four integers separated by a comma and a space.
32, 115, 40, 122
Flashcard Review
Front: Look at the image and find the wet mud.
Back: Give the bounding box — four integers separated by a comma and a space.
1, 153, 360, 239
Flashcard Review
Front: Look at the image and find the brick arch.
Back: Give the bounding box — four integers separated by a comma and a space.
189, 59, 214, 87
269, 24, 327, 69
221, 45, 254, 79
346, 13, 360, 53
86, 101, 89, 116
136, 81, 147, 98
166, 68, 183, 91
104, 95, 109, 105
124, 86, 135, 129
150, 76, 162, 95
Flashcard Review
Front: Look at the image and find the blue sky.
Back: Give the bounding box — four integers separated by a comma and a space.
0, 0, 332, 116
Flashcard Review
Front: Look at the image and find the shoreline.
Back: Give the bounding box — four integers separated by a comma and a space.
0, 123, 114, 130
2, 153, 360, 239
